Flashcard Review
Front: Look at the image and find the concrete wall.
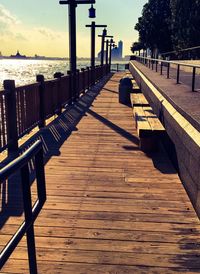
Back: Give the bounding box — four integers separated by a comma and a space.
129, 61, 200, 218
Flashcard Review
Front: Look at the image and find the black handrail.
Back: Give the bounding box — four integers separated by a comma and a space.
0, 140, 46, 274
111, 63, 128, 72
134, 56, 200, 92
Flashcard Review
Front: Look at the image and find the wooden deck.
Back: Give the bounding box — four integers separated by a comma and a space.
1, 72, 200, 273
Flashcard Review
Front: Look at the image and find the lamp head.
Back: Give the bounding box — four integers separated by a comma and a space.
89, 4, 96, 18
103, 28, 107, 36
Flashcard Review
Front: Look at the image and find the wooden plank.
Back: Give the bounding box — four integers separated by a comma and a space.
130, 93, 149, 107
1, 72, 200, 273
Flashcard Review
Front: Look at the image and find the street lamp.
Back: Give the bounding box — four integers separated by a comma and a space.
59, 0, 95, 101
89, 4, 96, 18
109, 38, 115, 72
86, 22, 107, 84
98, 33, 113, 66
98, 28, 107, 67
86, 22, 107, 68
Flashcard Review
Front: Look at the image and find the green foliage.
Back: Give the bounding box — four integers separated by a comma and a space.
130, 41, 144, 54
135, 0, 172, 54
134, 0, 200, 55
171, 0, 200, 50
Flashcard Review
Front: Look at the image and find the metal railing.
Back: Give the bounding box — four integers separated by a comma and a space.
111, 63, 128, 72
0, 140, 46, 274
0, 64, 110, 155
134, 56, 200, 92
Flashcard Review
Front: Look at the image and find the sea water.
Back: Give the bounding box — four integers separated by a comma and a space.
0, 59, 91, 90
0, 59, 127, 90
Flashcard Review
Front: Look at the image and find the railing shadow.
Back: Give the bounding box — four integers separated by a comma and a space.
102, 87, 118, 94
170, 226, 200, 271
86, 108, 139, 145
0, 75, 111, 230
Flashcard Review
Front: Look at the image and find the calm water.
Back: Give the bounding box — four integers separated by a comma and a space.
0, 59, 127, 90
0, 59, 92, 90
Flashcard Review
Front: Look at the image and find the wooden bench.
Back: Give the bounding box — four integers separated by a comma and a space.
131, 80, 141, 93
133, 106, 165, 152
130, 93, 149, 107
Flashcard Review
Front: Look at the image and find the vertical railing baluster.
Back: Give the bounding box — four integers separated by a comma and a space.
36, 75, 46, 128
3, 80, 18, 155
67, 70, 73, 104
176, 64, 180, 84
192, 67, 196, 92
81, 68, 86, 93
21, 163, 38, 274
54, 72, 63, 115
167, 63, 170, 79
160, 62, 163, 75
156, 61, 158, 72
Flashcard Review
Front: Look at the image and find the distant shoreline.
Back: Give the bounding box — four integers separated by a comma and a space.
0, 56, 128, 62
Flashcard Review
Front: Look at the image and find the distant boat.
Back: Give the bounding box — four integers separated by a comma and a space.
10, 50, 27, 59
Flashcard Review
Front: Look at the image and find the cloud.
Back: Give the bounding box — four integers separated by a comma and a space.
15, 33, 28, 41
0, 4, 20, 26
0, 4, 68, 57
36, 27, 63, 40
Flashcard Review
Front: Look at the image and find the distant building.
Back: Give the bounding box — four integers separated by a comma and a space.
97, 40, 123, 61
10, 50, 27, 59
111, 41, 123, 60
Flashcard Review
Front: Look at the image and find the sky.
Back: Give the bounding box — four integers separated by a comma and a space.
0, 0, 147, 58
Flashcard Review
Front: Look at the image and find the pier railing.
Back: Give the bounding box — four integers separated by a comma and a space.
134, 56, 200, 92
111, 63, 128, 72
0, 140, 46, 274
0, 64, 109, 155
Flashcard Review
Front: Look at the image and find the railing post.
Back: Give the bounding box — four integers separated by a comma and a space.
54, 72, 63, 115
192, 67, 196, 92
156, 61, 158, 72
160, 62, 163, 75
67, 70, 73, 104
76, 69, 80, 99
167, 63, 170, 79
151, 60, 154, 70
36, 75, 46, 128
87, 66, 90, 89
176, 64, 180, 84
81, 68, 86, 94
3, 80, 18, 155
117, 64, 119, 72
21, 163, 38, 274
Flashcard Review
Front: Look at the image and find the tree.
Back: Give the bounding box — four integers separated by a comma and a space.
130, 41, 144, 55
134, 0, 173, 56
170, 0, 200, 51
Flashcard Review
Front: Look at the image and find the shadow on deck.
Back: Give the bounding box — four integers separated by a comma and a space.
1, 72, 200, 274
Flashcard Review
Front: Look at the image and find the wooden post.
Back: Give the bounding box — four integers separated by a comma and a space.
76, 69, 80, 99
87, 67, 90, 90
67, 70, 73, 103
81, 68, 86, 93
36, 75, 46, 128
3, 80, 18, 155
54, 72, 64, 115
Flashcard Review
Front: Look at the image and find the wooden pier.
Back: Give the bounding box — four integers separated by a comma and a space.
1, 72, 200, 273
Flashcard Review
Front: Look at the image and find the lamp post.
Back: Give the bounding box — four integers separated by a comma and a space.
104, 35, 113, 72
59, 0, 95, 101
98, 28, 107, 67
86, 22, 107, 84
109, 39, 115, 72
98, 34, 113, 67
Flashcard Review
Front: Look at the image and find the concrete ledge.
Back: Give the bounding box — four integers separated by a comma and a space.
129, 61, 200, 218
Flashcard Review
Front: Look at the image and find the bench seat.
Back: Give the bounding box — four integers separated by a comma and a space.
133, 106, 165, 152
130, 93, 149, 107
131, 80, 141, 93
